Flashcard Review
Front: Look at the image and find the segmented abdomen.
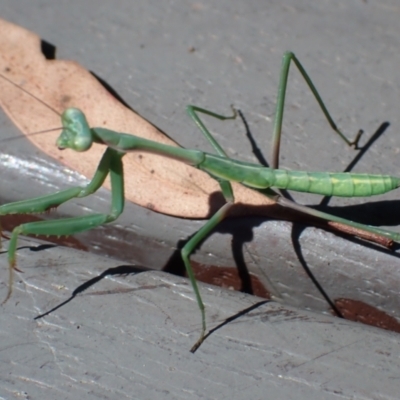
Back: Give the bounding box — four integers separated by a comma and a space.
269, 170, 400, 197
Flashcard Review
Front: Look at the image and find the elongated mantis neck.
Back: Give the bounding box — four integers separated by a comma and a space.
93, 126, 206, 165
56, 107, 205, 166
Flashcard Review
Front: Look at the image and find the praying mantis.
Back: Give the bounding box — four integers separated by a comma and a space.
1, 51, 400, 352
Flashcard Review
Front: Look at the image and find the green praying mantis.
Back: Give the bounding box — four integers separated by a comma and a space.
1, 51, 400, 352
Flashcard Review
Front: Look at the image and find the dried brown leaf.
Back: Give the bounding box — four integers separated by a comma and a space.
0, 18, 276, 219
0, 18, 392, 248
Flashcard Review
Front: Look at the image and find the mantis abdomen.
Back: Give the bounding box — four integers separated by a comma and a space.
268, 170, 400, 197
199, 154, 400, 197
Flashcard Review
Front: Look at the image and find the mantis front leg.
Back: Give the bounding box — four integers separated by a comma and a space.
1, 147, 125, 303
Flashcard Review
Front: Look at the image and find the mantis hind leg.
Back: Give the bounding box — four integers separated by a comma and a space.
271, 51, 363, 169
274, 194, 400, 246
268, 52, 400, 245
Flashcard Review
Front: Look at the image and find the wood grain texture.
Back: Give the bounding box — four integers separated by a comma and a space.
1, 238, 400, 399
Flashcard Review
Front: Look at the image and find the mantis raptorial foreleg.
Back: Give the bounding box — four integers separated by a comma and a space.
1, 147, 124, 303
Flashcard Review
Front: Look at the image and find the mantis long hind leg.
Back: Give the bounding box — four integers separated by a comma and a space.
265, 52, 398, 245
271, 51, 363, 169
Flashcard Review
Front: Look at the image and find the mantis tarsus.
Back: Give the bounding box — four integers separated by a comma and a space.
1, 51, 400, 352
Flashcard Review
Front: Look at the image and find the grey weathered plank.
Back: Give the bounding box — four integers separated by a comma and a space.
1, 238, 400, 399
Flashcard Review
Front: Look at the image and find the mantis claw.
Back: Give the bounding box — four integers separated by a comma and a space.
13, 265, 24, 273
190, 333, 206, 354
351, 129, 364, 150
229, 104, 238, 119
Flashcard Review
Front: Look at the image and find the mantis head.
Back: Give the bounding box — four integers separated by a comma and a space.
57, 108, 93, 152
